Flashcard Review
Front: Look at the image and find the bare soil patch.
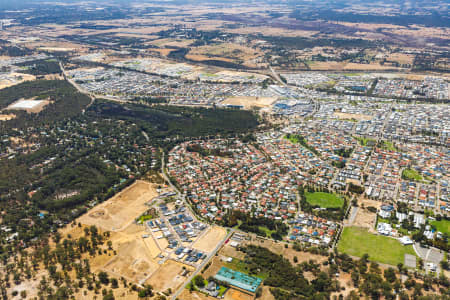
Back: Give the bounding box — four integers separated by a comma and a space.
353, 198, 381, 232
99, 224, 160, 283
192, 226, 227, 253
224, 289, 253, 300
145, 259, 194, 292
222, 96, 278, 109
77, 180, 158, 231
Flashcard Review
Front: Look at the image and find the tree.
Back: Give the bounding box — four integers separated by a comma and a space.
98, 271, 109, 285
111, 278, 118, 289
103, 290, 115, 300
384, 268, 396, 283
440, 259, 449, 271
138, 285, 153, 298
194, 275, 205, 288
351, 271, 359, 287
397, 263, 404, 273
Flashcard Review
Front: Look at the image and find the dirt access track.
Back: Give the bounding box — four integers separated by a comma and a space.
78, 180, 158, 232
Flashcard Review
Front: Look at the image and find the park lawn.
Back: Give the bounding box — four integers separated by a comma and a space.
402, 168, 423, 182
337, 227, 416, 266
431, 219, 450, 235
305, 192, 344, 209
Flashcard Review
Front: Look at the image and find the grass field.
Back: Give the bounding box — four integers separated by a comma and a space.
305, 192, 344, 208
402, 168, 423, 182
431, 219, 450, 235
337, 227, 416, 266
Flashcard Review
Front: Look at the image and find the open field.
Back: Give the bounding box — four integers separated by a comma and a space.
77, 180, 158, 231
0, 73, 35, 90
193, 226, 227, 253
150, 38, 194, 48
187, 43, 262, 67
431, 219, 450, 235
305, 192, 344, 208
225, 26, 318, 38
308, 61, 400, 71
222, 96, 278, 109
387, 53, 415, 65
146, 259, 194, 292
338, 226, 416, 266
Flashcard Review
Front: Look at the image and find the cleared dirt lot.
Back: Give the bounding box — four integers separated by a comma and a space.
146, 259, 194, 292
78, 180, 158, 231
224, 289, 254, 300
89, 224, 159, 283
353, 198, 381, 232
222, 96, 278, 109
192, 226, 227, 253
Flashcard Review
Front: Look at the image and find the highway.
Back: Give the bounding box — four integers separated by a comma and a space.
269, 65, 286, 86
